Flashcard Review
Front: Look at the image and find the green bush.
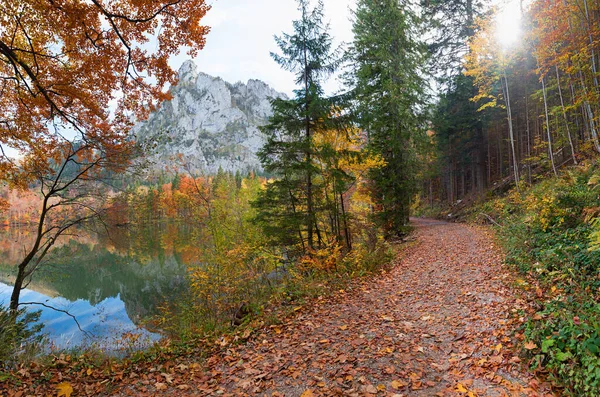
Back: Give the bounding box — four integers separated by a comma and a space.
479, 163, 600, 395
0, 306, 44, 367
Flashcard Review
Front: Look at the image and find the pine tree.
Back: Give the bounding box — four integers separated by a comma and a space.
350, 0, 427, 236
254, 0, 340, 253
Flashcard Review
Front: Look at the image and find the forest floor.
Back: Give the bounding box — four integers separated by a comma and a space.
3, 219, 556, 396
144, 219, 554, 397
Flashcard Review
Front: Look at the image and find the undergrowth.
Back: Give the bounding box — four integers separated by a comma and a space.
472, 161, 600, 396
153, 237, 395, 348
0, 307, 44, 367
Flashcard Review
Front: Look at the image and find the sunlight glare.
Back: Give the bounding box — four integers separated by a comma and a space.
495, 0, 522, 48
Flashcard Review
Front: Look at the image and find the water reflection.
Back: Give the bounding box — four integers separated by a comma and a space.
0, 282, 159, 352
0, 223, 198, 352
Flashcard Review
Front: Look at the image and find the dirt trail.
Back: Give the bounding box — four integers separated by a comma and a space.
158, 219, 554, 396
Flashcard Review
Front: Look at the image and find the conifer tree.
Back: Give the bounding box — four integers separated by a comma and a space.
254, 0, 340, 252
350, 0, 427, 236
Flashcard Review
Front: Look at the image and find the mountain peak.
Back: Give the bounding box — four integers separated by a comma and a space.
177, 60, 198, 85
134, 61, 287, 174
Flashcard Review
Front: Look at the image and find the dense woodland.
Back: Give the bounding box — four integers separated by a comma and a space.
427, 0, 600, 205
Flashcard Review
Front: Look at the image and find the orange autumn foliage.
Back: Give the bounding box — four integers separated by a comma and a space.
1, 0, 210, 312
0, 0, 210, 184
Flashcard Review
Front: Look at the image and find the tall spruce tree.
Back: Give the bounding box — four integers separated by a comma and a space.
254, 0, 340, 253
350, 0, 427, 236
422, 0, 487, 79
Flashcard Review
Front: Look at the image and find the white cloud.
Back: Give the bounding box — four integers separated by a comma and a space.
171, 0, 356, 95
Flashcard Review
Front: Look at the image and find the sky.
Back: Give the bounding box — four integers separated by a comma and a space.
170, 0, 522, 96
169, 0, 356, 96
495, 0, 523, 48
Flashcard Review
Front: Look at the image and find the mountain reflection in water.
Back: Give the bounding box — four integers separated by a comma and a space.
0, 282, 160, 352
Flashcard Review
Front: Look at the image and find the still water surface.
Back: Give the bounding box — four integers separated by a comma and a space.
0, 224, 196, 353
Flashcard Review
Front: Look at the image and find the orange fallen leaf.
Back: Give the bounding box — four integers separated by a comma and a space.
56, 382, 73, 397
524, 341, 537, 350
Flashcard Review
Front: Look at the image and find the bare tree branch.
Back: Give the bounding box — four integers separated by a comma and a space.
19, 301, 92, 338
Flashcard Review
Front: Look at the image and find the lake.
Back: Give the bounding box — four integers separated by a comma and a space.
0, 224, 198, 353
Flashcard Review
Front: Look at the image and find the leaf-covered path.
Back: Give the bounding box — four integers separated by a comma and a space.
171, 219, 552, 397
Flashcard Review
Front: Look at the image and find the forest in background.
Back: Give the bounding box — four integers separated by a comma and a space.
426, 0, 600, 207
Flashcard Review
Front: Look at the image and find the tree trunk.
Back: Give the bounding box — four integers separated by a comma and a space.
541, 73, 559, 176
503, 70, 520, 189
303, 36, 314, 250
10, 195, 50, 313
555, 65, 578, 164
578, 70, 600, 152
583, 0, 600, 92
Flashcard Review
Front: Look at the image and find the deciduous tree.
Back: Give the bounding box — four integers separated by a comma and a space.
0, 0, 210, 312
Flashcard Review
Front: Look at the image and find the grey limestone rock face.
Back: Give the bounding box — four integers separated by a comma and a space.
133, 60, 286, 174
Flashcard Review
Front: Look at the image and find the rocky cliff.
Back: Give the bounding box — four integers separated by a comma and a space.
133, 60, 286, 174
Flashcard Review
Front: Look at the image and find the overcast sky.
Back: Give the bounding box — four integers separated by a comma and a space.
169, 0, 356, 96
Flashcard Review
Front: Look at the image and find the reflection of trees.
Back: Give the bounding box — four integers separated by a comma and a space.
47, 245, 188, 324
0, 227, 97, 266
0, 223, 200, 325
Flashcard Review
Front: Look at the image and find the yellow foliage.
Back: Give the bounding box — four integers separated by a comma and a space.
56, 382, 73, 397
522, 185, 568, 232
299, 242, 342, 273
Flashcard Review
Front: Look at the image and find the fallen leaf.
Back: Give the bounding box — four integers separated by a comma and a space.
524, 341, 537, 350
56, 382, 73, 397
391, 380, 406, 389
456, 383, 468, 393
155, 382, 168, 391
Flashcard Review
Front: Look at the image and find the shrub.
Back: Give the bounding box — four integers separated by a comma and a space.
0, 307, 44, 367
